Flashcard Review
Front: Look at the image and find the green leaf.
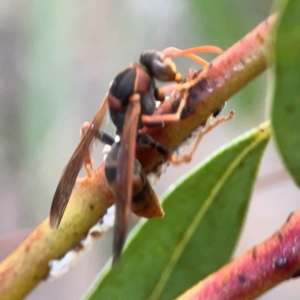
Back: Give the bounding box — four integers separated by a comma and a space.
272, 0, 300, 187
85, 122, 270, 300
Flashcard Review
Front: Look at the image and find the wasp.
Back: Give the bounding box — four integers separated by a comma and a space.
50, 45, 233, 264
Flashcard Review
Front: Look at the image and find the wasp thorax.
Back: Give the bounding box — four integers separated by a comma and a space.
140, 50, 182, 82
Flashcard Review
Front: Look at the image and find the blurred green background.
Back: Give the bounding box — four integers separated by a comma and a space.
1, 0, 299, 299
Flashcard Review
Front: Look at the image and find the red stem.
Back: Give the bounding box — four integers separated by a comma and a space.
177, 211, 300, 300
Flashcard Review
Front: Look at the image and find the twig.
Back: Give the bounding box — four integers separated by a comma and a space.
177, 210, 300, 300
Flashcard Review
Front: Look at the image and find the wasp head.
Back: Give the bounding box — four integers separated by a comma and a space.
140, 50, 182, 83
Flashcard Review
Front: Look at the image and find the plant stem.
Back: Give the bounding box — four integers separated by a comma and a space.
177, 210, 300, 300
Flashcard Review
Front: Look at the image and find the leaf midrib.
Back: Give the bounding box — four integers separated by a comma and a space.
147, 124, 270, 300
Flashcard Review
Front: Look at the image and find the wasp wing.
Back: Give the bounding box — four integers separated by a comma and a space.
50, 95, 108, 229
112, 96, 141, 265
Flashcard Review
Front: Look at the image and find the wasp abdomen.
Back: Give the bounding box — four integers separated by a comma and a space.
131, 166, 164, 219
104, 142, 164, 219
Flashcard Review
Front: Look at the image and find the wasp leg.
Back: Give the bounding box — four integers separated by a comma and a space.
78, 122, 116, 177
141, 89, 188, 124
96, 131, 115, 146
143, 60, 219, 125
186, 68, 197, 82
79, 121, 94, 178
75, 129, 114, 187
147, 67, 212, 125
157, 68, 206, 96
137, 133, 172, 156
168, 110, 235, 165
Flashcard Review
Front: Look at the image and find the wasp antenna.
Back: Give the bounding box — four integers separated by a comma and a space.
162, 45, 223, 57
162, 45, 223, 69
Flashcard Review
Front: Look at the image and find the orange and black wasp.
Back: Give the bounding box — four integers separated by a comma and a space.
49, 45, 233, 264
